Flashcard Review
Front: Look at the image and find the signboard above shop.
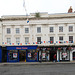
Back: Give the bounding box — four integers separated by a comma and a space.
6, 46, 38, 50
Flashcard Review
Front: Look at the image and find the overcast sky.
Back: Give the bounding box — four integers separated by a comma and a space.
0, 0, 75, 17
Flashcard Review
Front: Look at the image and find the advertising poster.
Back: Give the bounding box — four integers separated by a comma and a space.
28, 53, 31, 57
42, 53, 46, 58
13, 53, 17, 58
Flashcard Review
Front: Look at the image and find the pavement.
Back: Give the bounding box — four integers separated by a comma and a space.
0, 61, 75, 65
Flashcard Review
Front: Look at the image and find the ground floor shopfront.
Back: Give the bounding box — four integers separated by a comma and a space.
3, 46, 38, 62
1, 45, 75, 62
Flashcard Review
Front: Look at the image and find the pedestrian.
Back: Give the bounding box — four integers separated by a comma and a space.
53, 54, 56, 62
40, 55, 42, 63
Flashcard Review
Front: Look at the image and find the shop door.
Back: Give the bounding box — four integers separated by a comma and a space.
50, 51, 57, 61
2, 50, 7, 62
73, 52, 75, 60
19, 50, 26, 62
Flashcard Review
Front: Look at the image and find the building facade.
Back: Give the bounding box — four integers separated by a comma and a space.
0, 12, 75, 62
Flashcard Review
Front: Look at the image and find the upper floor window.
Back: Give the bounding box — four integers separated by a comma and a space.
69, 36, 73, 43
50, 37, 54, 44
25, 37, 29, 43
50, 27, 54, 32
59, 36, 63, 43
7, 38, 11, 44
16, 28, 20, 34
69, 26, 73, 32
37, 37, 41, 44
16, 37, 20, 44
59, 26, 63, 32
25, 28, 29, 33
7, 28, 11, 34
37, 27, 41, 33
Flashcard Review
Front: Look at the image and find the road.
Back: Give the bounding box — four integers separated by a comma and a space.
0, 64, 75, 75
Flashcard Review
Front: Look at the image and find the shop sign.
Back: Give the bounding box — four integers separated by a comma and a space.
16, 47, 27, 50
28, 53, 31, 57
13, 53, 17, 58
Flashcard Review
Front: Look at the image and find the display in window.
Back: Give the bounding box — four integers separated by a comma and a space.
13, 53, 17, 58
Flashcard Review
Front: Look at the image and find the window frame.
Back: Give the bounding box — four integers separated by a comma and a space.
50, 27, 54, 32
16, 28, 20, 34
25, 28, 29, 33
37, 27, 41, 33
7, 28, 11, 34
59, 26, 63, 32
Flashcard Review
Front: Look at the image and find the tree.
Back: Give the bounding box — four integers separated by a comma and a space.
35, 13, 40, 18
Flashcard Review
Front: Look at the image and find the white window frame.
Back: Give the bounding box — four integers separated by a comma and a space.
25, 37, 29, 43
25, 28, 29, 33
7, 28, 11, 34
16, 37, 20, 44
16, 28, 20, 34
7, 38, 11, 44
37, 27, 41, 33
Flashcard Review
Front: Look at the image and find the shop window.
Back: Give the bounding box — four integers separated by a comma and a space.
8, 50, 18, 61
60, 49, 70, 60
27, 50, 37, 61
7, 28, 11, 34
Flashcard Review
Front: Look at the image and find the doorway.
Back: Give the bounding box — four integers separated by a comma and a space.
19, 50, 26, 62
73, 52, 75, 60
2, 49, 7, 62
50, 51, 57, 61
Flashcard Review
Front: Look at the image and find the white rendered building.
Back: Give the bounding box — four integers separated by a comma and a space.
1, 12, 75, 62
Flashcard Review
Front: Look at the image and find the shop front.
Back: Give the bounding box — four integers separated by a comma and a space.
6, 46, 38, 62
38, 46, 57, 62
0, 46, 2, 62
57, 46, 70, 61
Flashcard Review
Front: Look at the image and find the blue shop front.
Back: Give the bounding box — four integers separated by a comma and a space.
6, 46, 38, 62
0, 46, 2, 62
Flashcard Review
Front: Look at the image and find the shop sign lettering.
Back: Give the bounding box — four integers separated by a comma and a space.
16, 47, 27, 49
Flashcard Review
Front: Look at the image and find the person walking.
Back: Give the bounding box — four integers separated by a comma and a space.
40, 55, 42, 63
53, 54, 56, 62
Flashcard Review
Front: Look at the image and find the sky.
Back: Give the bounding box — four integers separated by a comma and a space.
0, 0, 75, 17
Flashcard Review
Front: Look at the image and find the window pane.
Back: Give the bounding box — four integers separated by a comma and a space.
59, 26, 63, 32
7, 28, 11, 34
25, 37, 29, 43
37, 27, 41, 33
69, 36, 73, 43
50, 27, 53, 32
25, 28, 29, 33
16, 28, 20, 33
7, 38, 11, 44
59, 36, 63, 43
69, 26, 73, 32
16, 37, 20, 44
37, 37, 41, 44
50, 37, 54, 44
